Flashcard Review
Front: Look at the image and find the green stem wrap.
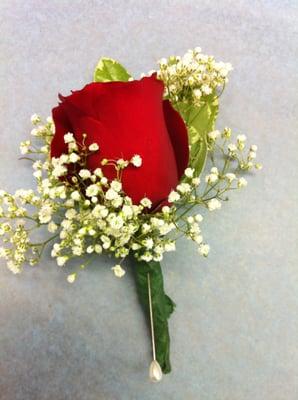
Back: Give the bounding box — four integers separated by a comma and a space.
134, 260, 175, 373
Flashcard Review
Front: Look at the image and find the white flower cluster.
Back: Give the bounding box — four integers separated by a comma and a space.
207, 128, 262, 172
157, 47, 233, 105
185, 127, 263, 215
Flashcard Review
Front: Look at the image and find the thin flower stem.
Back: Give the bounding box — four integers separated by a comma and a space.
30, 233, 59, 248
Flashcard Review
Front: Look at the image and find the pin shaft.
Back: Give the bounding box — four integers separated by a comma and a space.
147, 272, 156, 361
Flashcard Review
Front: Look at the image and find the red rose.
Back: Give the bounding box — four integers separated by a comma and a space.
51, 75, 189, 209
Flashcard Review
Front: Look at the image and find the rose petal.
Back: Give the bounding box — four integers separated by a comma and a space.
163, 100, 189, 179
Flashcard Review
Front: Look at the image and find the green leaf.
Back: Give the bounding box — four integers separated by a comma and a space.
176, 97, 219, 176
190, 133, 208, 176
94, 57, 131, 82
134, 260, 175, 374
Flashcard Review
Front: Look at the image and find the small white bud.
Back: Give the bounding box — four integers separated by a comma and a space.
131, 154, 142, 167
64, 133, 75, 143
88, 143, 99, 151
198, 244, 210, 257
67, 273, 76, 283
79, 169, 91, 180
140, 197, 152, 208
207, 198, 221, 211
238, 177, 248, 188
184, 168, 194, 178
31, 114, 41, 125
111, 264, 125, 278
168, 190, 180, 203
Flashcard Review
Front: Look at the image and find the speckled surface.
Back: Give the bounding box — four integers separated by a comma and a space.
0, 1, 298, 399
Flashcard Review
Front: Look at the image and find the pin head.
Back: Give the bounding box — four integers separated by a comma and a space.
149, 360, 163, 382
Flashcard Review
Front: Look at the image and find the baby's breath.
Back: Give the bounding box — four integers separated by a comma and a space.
157, 47, 232, 106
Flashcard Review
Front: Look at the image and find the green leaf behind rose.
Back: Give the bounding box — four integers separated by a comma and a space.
176, 96, 219, 176
94, 58, 131, 82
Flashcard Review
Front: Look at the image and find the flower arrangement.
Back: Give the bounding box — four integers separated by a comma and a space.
0, 47, 261, 382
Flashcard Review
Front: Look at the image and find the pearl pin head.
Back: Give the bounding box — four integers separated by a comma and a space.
149, 360, 163, 383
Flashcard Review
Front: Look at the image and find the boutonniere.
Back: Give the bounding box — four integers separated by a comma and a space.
0, 47, 261, 382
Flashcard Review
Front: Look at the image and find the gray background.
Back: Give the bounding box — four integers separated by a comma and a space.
0, 1, 297, 399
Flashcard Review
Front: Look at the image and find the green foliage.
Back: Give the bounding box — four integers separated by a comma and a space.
94, 58, 131, 82
176, 96, 219, 176
134, 260, 175, 373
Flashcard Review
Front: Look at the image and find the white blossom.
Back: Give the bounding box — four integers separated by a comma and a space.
67, 273, 76, 283
86, 184, 100, 197
64, 133, 75, 143
7, 261, 21, 274
48, 221, 58, 233
237, 134, 247, 143
177, 183, 191, 194
38, 204, 53, 223
65, 209, 77, 220
142, 223, 151, 234
71, 191, 81, 201
33, 170, 42, 179
86, 245, 94, 254
141, 253, 153, 262
31, 114, 41, 125
201, 84, 212, 95
225, 173, 236, 182
192, 177, 200, 186
105, 188, 118, 201
94, 244, 103, 254
89, 143, 99, 151
195, 214, 203, 222
94, 168, 103, 177
193, 88, 202, 99
205, 173, 218, 184
143, 238, 154, 249
184, 167, 194, 178
111, 180, 122, 192
194, 235, 203, 244
79, 169, 91, 180
159, 223, 175, 235
122, 205, 133, 218
238, 177, 248, 188
168, 190, 180, 203
207, 198, 221, 211
208, 130, 220, 141
52, 164, 67, 178
69, 153, 80, 163
198, 244, 210, 257
131, 154, 142, 167
108, 214, 124, 230
117, 159, 129, 168
164, 242, 176, 252
57, 256, 68, 267
20, 140, 31, 154
111, 264, 125, 278
228, 144, 237, 153
140, 197, 152, 208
